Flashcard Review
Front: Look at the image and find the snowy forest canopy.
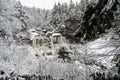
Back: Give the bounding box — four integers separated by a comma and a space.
0, 0, 119, 41
0, 0, 95, 40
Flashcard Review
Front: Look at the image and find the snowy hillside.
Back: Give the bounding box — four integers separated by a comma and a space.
0, 0, 120, 80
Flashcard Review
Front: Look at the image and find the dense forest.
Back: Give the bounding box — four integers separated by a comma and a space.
0, 0, 120, 80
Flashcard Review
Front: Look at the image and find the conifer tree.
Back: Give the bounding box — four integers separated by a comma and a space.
69, 0, 75, 17
74, 0, 120, 40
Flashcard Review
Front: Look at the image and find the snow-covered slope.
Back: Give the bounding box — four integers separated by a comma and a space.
0, 32, 118, 80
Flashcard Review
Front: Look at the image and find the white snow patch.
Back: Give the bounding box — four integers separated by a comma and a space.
97, 56, 115, 69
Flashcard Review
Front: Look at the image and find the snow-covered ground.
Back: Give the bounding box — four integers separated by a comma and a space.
0, 39, 39, 75
0, 32, 117, 79
87, 33, 116, 71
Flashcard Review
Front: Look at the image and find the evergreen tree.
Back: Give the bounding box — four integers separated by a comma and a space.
58, 2, 62, 14
74, 0, 120, 40
53, 2, 57, 14
69, 0, 75, 10
15, 1, 29, 30
69, 0, 75, 17
80, 0, 89, 12
75, 2, 79, 13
